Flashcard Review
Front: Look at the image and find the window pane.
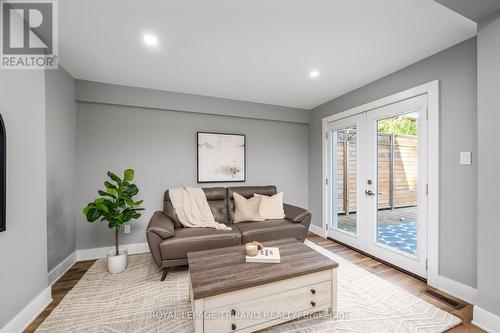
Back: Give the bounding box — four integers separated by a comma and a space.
376, 113, 418, 256
332, 126, 357, 235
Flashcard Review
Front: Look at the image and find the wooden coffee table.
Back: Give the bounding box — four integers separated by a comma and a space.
188, 238, 338, 333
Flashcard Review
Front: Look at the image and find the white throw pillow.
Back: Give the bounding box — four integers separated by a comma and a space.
233, 192, 265, 223
254, 192, 285, 220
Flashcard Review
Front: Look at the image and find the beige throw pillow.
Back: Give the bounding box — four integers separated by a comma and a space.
233, 192, 265, 223
255, 192, 285, 219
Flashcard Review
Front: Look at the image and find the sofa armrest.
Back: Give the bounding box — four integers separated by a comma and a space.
283, 203, 310, 223
284, 203, 311, 242
147, 211, 175, 239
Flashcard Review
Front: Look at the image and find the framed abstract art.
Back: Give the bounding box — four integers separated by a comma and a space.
197, 132, 246, 183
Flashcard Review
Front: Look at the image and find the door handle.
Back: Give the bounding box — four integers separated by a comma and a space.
365, 189, 375, 196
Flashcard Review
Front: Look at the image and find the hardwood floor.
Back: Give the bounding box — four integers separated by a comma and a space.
307, 234, 482, 333
25, 235, 483, 332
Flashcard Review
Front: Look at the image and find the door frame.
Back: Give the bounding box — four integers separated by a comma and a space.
321, 80, 439, 287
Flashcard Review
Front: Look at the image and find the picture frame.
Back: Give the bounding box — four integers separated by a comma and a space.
197, 132, 246, 183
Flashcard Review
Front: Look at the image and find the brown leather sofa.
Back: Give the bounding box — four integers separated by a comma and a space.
146, 185, 311, 280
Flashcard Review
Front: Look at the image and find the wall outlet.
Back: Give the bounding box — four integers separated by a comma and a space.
123, 224, 131, 234
460, 152, 471, 166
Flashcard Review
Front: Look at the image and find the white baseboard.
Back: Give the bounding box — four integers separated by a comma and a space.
77, 242, 150, 261
0, 286, 52, 333
309, 224, 326, 238
437, 275, 477, 305
48, 251, 77, 285
473, 306, 500, 333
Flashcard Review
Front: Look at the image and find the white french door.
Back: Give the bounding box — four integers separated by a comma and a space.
326, 95, 428, 278
326, 113, 366, 250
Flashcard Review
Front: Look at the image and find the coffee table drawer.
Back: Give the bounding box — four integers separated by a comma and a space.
203, 270, 332, 310
204, 280, 331, 333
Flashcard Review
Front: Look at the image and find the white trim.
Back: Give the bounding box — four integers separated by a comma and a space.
48, 251, 77, 285
321, 80, 440, 287
76, 242, 150, 261
0, 286, 52, 333
426, 80, 440, 288
473, 306, 500, 333
322, 117, 329, 245
438, 275, 477, 305
309, 223, 327, 238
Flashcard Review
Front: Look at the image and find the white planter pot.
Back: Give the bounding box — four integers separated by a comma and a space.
106, 249, 128, 274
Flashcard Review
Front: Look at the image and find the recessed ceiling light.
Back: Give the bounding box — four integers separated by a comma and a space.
143, 34, 158, 47
309, 70, 320, 78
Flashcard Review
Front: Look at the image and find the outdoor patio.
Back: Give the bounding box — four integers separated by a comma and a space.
337, 206, 418, 255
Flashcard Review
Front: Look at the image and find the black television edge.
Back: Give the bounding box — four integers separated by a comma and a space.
0, 114, 5, 232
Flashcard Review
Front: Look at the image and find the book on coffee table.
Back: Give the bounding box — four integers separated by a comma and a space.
245, 247, 281, 263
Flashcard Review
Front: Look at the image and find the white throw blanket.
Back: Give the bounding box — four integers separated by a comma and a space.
169, 187, 231, 230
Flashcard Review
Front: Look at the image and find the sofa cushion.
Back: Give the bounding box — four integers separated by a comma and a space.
205, 199, 229, 225
255, 192, 285, 219
202, 187, 228, 224
164, 187, 229, 227
159, 227, 241, 260
233, 192, 265, 223
237, 219, 306, 243
163, 190, 184, 228
228, 186, 277, 223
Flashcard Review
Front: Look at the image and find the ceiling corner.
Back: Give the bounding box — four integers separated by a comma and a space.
434, 0, 500, 22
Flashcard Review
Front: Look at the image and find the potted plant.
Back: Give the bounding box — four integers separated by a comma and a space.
83, 169, 144, 274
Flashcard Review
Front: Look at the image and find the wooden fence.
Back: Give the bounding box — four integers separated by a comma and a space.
335, 132, 418, 213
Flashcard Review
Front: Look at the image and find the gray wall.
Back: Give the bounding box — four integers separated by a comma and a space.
0, 71, 48, 328
477, 11, 500, 318
309, 38, 477, 288
76, 80, 310, 124
45, 67, 77, 272
76, 93, 309, 250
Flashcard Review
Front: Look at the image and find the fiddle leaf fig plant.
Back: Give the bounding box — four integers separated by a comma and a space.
83, 169, 144, 256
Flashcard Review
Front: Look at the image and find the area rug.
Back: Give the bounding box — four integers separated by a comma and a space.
36, 240, 461, 333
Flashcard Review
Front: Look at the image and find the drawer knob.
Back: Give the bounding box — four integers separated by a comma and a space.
231, 309, 236, 316
311, 301, 316, 307
311, 289, 316, 295
232, 323, 237, 331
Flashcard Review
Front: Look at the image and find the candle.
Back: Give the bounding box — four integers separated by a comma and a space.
245, 243, 258, 256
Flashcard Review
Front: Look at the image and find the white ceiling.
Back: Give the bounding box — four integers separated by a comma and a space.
59, 0, 476, 109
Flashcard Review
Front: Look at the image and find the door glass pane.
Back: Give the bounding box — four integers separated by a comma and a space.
331, 126, 357, 234
376, 113, 418, 255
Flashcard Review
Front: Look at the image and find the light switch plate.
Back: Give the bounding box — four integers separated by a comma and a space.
124, 224, 131, 234
460, 152, 471, 166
